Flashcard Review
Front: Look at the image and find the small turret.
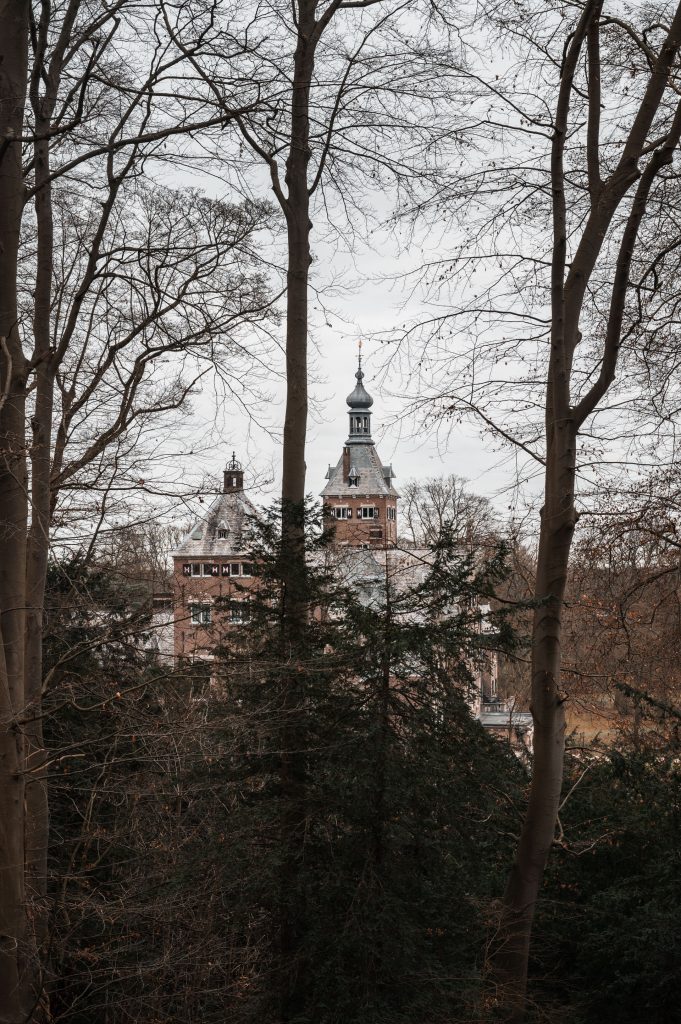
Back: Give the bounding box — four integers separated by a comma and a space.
223, 452, 244, 492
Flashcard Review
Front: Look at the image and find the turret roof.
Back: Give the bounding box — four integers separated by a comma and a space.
321, 442, 398, 498
172, 488, 258, 558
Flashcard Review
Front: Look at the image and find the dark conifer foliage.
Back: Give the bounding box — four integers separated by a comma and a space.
201, 503, 526, 1023
533, 736, 681, 1024
42, 513, 527, 1023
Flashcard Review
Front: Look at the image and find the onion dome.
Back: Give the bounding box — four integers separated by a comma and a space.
346, 358, 374, 410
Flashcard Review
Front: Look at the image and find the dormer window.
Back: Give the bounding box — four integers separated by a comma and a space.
218, 529, 228, 539
348, 469, 359, 487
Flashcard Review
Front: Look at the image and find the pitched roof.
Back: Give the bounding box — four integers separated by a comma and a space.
321, 443, 399, 498
172, 489, 258, 558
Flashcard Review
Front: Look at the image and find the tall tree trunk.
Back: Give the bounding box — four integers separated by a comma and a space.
489, 421, 576, 1021
0, 2, 31, 1020
278, 7, 315, 1021
24, 99, 54, 992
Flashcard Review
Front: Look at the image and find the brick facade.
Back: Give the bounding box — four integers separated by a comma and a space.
324, 491, 398, 547
171, 454, 259, 660
172, 557, 258, 659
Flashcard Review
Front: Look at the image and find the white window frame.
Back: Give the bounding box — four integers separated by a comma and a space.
190, 603, 211, 625
334, 506, 350, 520
359, 506, 378, 520
387, 507, 396, 522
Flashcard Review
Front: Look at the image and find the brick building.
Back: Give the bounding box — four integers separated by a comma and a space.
321, 354, 398, 547
171, 455, 258, 659
165, 363, 532, 751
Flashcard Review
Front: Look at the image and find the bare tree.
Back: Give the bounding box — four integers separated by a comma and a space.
400, 474, 497, 547
162, 7, 481, 1017
383, 0, 681, 1016
0, 2, 272, 1015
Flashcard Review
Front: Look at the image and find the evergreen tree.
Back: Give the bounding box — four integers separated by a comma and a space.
197, 504, 527, 1023
533, 723, 681, 1024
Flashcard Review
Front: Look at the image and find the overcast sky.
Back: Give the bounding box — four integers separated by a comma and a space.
185, 214, 530, 519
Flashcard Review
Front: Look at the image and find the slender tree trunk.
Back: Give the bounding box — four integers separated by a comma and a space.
278, 7, 315, 1021
0, 3, 31, 1020
489, 421, 576, 1021
281, 9, 313, 550
24, 102, 54, 995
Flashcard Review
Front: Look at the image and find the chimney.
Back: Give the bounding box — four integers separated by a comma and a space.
223, 452, 244, 492
342, 445, 350, 482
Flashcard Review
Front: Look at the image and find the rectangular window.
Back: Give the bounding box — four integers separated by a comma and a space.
241, 563, 253, 576
218, 529, 228, 539
369, 528, 383, 539
230, 601, 250, 624
359, 506, 377, 519
230, 563, 241, 576
387, 507, 396, 522
191, 563, 201, 577
334, 506, 349, 520
203, 563, 213, 577
190, 604, 211, 625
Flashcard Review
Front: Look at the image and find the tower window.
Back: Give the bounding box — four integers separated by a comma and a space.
218, 529, 228, 539
363, 417, 369, 432
387, 507, 396, 521
334, 506, 350, 519
348, 472, 359, 487
359, 506, 378, 519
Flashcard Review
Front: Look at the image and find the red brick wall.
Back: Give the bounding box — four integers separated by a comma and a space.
324, 495, 397, 548
172, 557, 258, 658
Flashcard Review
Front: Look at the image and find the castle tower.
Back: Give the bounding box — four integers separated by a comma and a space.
321, 353, 398, 547
171, 453, 258, 658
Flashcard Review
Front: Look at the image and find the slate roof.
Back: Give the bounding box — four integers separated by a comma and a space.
172, 489, 258, 558
321, 443, 399, 498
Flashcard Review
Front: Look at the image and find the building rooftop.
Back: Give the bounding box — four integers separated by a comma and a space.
321, 443, 399, 498
172, 488, 258, 558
